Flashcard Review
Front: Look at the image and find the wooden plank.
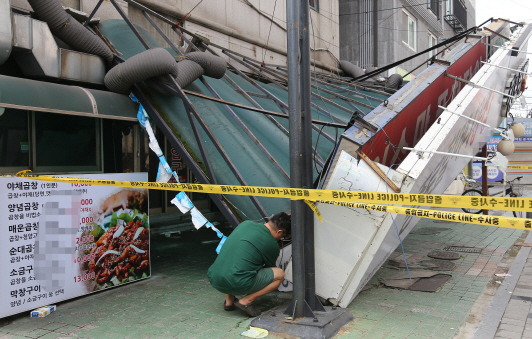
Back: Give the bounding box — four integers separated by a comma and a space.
356, 150, 401, 193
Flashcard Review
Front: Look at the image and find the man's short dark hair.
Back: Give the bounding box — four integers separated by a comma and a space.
269, 212, 291, 237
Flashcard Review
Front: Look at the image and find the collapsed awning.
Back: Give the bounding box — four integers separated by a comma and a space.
0, 74, 138, 120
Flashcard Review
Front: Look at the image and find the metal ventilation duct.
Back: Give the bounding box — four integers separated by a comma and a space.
4, 6, 106, 85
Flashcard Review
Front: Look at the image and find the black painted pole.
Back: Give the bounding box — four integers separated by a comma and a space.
299, 0, 316, 311
286, 0, 305, 319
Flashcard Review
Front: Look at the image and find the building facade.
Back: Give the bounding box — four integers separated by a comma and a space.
9, 0, 341, 71
2, 0, 341, 220
339, 0, 476, 76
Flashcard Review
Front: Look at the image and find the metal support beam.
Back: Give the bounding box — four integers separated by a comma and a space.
482, 42, 532, 55
132, 86, 241, 226
157, 78, 270, 218
240, 55, 374, 117
181, 89, 347, 128
109, 0, 151, 49
107, 0, 269, 220
181, 38, 328, 167
264, 62, 380, 109
83, 0, 104, 27
497, 18, 524, 27
141, 18, 292, 182
179, 36, 294, 136
199, 78, 291, 182
481, 61, 531, 76
483, 27, 511, 41
129, 0, 386, 99
444, 73, 517, 100
403, 147, 489, 161
220, 50, 338, 143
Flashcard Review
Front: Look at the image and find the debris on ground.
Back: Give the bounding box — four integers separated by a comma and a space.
241, 326, 269, 338
382, 271, 452, 291
30, 305, 56, 318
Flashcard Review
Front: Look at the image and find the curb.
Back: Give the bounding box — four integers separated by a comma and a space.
473, 229, 532, 339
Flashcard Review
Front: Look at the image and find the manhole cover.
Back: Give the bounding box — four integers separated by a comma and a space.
419, 260, 456, 271
427, 250, 460, 260
443, 246, 482, 253
410, 227, 452, 235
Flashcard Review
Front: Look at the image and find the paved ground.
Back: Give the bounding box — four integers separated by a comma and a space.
489, 246, 532, 339
473, 228, 532, 339
0, 207, 529, 339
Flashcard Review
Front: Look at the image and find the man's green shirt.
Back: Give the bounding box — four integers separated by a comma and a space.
208, 220, 280, 294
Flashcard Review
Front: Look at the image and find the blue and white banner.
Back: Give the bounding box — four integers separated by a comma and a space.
130, 94, 227, 253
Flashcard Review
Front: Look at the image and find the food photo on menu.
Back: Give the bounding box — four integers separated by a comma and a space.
77, 189, 150, 291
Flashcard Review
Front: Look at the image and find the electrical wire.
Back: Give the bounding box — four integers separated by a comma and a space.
241, 0, 286, 32
261, 0, 278, 64
310, 13, 341, 177
386, 164, 412, 281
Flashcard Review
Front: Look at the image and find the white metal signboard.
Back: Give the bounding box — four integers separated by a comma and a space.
312, 24, 532, 308
0, 173, 149, 318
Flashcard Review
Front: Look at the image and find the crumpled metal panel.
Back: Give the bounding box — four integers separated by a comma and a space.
98, 19, 391, 222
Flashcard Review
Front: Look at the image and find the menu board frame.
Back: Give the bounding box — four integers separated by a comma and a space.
0, 173, 150, 318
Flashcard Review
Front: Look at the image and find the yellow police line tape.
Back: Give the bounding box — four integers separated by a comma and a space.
8, 172, 532, 212
304, 200, 322, 222
313, 200, 532, 231
508, 165, 532, 170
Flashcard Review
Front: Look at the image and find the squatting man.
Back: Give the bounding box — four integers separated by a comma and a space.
208, 212, 291, 316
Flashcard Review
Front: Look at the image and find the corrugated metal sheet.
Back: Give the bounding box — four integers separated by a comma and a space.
98, 19, 391, 222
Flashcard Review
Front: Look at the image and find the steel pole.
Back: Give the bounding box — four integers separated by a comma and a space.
482, 144, 489, 215
299, 0, 316, 311
286, 0, 305, 319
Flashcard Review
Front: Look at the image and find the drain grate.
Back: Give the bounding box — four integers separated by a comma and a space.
443, 246, 482, 253
410, 227, 452, 235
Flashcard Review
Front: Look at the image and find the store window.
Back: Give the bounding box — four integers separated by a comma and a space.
0, 109, 131, 175
102, 120, 149, 175
402, 10, 416, 50
34, 112, 100, 172
0, 109, 29, 170
309, 0, 318, 11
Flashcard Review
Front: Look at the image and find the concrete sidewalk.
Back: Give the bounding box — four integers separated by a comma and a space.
473, 230, 532, 339
0, 216, 528, 339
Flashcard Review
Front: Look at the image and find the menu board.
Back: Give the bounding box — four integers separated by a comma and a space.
0, 173, 149, 318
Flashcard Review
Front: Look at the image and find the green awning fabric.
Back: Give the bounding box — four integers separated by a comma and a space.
0, 74, 138, 120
